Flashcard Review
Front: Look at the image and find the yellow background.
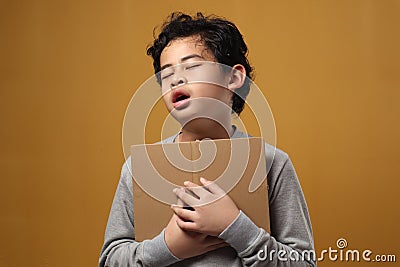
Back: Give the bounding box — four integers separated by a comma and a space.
0, 1, 399, 266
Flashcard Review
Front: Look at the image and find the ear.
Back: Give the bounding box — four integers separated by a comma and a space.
227, 64, 246, 92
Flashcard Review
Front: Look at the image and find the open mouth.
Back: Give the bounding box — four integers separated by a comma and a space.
172, 89, 191, 109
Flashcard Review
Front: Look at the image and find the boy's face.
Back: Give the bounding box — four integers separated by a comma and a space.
159, 36, 233, 126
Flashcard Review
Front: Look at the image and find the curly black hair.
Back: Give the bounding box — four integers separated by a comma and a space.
146, 12, 254, 115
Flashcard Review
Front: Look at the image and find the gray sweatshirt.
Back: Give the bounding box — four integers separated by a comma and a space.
99, 129, 316, 266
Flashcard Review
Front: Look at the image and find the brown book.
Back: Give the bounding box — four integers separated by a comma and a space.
130, 137, 270, 241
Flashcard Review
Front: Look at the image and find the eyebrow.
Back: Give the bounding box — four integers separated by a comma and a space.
160, 54, 204, 70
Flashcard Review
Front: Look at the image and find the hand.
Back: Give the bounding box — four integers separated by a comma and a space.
172, 177, 240, 237
164, 200, 228, 259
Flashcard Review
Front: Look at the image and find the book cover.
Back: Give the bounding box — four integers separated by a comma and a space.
130, 137, 270, 241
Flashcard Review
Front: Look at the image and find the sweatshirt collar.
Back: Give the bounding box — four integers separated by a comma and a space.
166, 125, 247, 144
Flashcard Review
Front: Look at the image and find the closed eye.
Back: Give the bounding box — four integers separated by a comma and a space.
185, 63, 202, 70
161, 72, 173, 80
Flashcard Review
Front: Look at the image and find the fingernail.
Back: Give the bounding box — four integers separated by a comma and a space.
184, 181, 190, 186
200, 177, 206, 183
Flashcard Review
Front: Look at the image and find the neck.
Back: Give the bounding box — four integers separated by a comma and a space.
177, 119, 234, 142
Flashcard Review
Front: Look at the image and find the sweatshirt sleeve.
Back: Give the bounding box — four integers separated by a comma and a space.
99, 158, 181, 267
219, 149, 316, 267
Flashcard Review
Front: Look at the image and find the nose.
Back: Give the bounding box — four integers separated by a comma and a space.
171, 75, 187, 88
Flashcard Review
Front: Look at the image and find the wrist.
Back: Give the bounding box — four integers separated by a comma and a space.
164, 225, 180, 259
142, 229, 181, 265
218, 211, 265, 254
219, 209, 241, 235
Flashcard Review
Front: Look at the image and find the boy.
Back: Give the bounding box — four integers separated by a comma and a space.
99, 12, 315, 266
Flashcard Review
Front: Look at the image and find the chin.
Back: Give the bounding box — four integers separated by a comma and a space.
169, 106, 197, 126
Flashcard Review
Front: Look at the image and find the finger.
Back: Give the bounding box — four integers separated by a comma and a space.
184, 187, 201, 200
200, 177, 225, 195
171, 194, 184, 208
183, 180, 211, 199
174, 187, 199, 206
175, 216, 199, 232
176, 198, 184, 206
172, 198, 194, 211
171, 205, 195, 222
